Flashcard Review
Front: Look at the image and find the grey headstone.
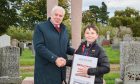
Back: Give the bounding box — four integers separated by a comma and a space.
97, 35, 105, 46
123, 34, 134, 41
0, 46, 22, 84
112, 37, 121, 50
120, 41, 140, 81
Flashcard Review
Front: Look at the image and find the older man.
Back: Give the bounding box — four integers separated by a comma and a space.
33, 6, 75, 84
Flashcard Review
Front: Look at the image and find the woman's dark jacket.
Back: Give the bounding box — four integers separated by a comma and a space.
33, 18, 74, 84
67, 41, 110, 84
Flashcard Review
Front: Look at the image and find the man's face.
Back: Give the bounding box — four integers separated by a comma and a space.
51, 9, 64, 25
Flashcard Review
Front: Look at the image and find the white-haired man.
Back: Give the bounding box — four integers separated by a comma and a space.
33, 6, 74, 84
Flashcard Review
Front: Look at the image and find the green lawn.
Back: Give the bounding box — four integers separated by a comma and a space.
20, 46, 120, 66
20, 49, 35, 66
104, 46, 120, 64
104, 73, 120, 84
20, 49, 34, 79
20, 46, 120, 83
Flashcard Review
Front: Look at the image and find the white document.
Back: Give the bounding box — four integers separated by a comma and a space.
69, 54, 98, 84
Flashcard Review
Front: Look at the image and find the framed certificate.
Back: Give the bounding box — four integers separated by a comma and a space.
69, 54, 98, 84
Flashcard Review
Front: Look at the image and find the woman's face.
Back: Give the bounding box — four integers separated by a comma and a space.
84, 28, 98, 44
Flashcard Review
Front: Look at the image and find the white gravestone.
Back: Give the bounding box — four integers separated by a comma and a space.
0, 34, 11, 48
106, 31, 110, 40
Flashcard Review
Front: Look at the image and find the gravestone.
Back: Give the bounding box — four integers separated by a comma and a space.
31, 41, 35, 56
97, 35, 105, 46
101, 33, 111, 46
18, 41, 24, 56
117, 26, 132, 39
23, 42, 27, 49
0, 34, 11, 48
123, 34, 134, 41
0, 46, 22, 84
11, 39, 18, 47
106, 31, 110, 40
115, 41, 140, 84
112, 36, 121, 50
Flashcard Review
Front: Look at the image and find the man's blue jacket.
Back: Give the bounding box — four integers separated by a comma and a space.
33, 18, 74, 84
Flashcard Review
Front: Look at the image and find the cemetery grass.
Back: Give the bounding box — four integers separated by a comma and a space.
20, 49, 34, 79
104, 73, 120, 84
20, 49, 35, 66
20, 47, 120, 83
20, 46, 120, 66
104, 46, 120, 64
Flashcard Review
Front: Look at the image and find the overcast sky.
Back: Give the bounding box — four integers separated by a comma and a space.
82, 0, 140, 17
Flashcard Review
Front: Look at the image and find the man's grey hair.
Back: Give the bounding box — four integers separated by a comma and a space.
51, 5, 65, 15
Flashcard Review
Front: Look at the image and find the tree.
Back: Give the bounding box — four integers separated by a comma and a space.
19, 0, 70, 30
89, 5, 100, 23
58, 0, 70, 20
82, 10, 95, 25
7, 25, 33, 41
99, 2, 109, 24
130, 22, 140, 37
88, 2, 109, 24
109, 7, 139, 27
109, 17, 122, 27
109, 7, 140, 37
130, 17, 140, 37
114, 10, 125, 17
0, 0, 20, 34
19, 0, 47, 30
125, 7, 139, 17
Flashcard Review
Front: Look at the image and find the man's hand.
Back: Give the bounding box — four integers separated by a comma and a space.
55, 57, 66, 67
